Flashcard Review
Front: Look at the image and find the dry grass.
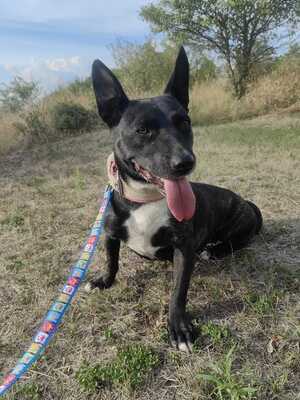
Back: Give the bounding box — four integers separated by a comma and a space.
0, 114, 299, 399
0, 113, 24, 156
190, 60, 300, 126
190, 79, 234, 125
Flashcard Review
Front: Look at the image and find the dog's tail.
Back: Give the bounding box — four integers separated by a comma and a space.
247, 201, 263, 234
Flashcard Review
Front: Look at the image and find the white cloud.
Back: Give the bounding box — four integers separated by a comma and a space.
3, 56, 90, 92
46, 56, 81, 72
0, 0, 150, 84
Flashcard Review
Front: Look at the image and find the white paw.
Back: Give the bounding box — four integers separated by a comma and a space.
200, 250, 211, 261
178, 341, 193, 353
84, 282, 93, 293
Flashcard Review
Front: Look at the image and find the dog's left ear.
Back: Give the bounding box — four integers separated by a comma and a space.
164, 46, 189, 111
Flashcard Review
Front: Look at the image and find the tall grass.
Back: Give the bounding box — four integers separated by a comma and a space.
0, 113, 23, 155
190, 59, 300, 125
190, 80, 234, 125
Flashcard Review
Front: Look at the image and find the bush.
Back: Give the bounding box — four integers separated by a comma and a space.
14, 106, 51, 144
51, 102, 98, 134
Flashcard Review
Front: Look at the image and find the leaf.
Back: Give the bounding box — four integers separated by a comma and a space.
267, 335, 283, 354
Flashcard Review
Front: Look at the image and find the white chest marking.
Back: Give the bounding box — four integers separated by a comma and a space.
125, 199, 170, 259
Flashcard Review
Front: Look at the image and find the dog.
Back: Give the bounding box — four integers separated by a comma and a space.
85, 47, 263, 353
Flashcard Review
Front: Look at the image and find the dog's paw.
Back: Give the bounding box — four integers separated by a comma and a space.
84, 274, 114, 293
168, 314, 194, 353
199, 250, 211, 261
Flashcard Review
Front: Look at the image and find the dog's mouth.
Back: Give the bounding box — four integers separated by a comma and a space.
133, 160, 196, 222
133, 161, 165, 190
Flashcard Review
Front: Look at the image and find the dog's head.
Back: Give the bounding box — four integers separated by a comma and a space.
92, 47, 196, 221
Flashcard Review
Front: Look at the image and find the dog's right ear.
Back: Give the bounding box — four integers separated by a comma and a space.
92, 59, 129, 128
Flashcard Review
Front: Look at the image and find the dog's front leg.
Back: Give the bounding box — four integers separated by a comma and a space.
169, 245, 195, 353
85, 235, 120, 291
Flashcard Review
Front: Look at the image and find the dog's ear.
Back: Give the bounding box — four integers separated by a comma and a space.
164, 46, 189, 111
92, 59, 129, 128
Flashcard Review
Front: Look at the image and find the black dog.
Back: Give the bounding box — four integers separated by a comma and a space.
86, 47, 263, 352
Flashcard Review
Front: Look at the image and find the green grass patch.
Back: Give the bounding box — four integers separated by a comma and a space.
6, 258, 25, 272
192, 321, 235, 352
76, 344, 160, 393
201, 322, 232, 347
244, 290, 281, 316
198, 121, 300, 149
1, 212, 25, 228
14, 383, 42, 400
198, 347, 257, 400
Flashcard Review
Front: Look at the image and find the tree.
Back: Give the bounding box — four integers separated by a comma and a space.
141, 0, 300, 97
0, 76, 39, 113
110, 39, 178, 95
190, 54, 218, 83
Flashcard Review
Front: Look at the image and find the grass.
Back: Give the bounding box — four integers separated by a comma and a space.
198, 347, 257, 400
0, 114, 299, 399
190, 59, 300, 126
0, 112, 24, 155
76, 344, 160, 393
200, 322, 232, 347
14, 383, 43, 400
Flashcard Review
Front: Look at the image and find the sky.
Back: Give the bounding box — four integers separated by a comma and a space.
0, 0, 151, 92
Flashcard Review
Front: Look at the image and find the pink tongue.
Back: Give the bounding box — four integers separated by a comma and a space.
163, 177, 196, 222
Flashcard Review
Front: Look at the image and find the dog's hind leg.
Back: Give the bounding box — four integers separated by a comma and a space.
246, 200, 263, 234
206, 201, 263, 259
205, 236, 252, 259
85, 235, 120, 291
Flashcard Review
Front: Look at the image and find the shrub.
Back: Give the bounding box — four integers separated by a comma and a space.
14, 106, 51, 144
51, 102, 98, 134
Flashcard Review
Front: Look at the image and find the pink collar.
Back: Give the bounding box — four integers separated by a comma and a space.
107, 153, 165, 204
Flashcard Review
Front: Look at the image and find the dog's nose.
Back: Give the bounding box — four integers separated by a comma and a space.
171, 153, 195, 175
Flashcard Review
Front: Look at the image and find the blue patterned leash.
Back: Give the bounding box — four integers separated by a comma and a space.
0, 185, 113, 397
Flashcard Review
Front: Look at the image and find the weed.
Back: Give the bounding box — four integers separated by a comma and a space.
76, 344, 160, 393
73, 167, 86, 191
168, 351, 183, 366
266, 371, 289, 396
201, 322, 232, 347
14, 383, 42, 400
1, 212, 25, 228
244, 291, 281, 316
104, 327, 115, 341
6, 258, 25, 272
198, 347, 257, 400
159, 327, 169, 344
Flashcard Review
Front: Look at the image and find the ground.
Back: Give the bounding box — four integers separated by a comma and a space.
0, 114, 299, 400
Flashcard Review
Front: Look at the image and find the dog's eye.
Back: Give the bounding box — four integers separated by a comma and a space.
136, 127, 150, 135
